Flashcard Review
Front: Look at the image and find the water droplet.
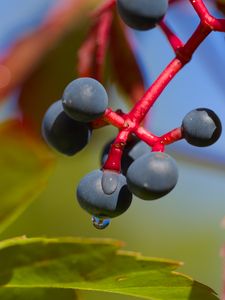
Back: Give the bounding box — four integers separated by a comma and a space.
92, 216, 110, 230
101, 171, 118, 195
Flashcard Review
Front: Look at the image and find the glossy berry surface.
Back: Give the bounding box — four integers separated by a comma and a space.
127, 152, 178, 200
117, 0, 168, 31
182, 108, 222, 147
42, 100, 91, 156
77, 170, 132, 218
62, 77, 108, 122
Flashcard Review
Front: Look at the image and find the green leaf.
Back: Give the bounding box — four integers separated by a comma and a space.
0, 237, 218, 300
0, 120, 54, 234
0, 288, 78, 300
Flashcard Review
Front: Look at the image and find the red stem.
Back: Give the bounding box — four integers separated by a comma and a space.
159, 127, 183, 146
128, 58, 183, 124
127, 22, 211, 125
91, 108, 125, 129
159, 20, 184, 52
102, 129, 130, 172
85, 0, 225, 171
189, 0, 225, 31
134, 126, 159, 146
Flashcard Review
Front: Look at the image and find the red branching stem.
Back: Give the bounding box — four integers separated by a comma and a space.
127, 21, 211, 125
151, 143, 165, 153
102, 108, 125, 128
210, 18, 225, 32
103, 129, 130, 172
159, 127, 183, 145
128, 58, 183, 124
87, 0, 225, 172
91, 108, 125, 129
189, 0, 225, 31
134, 127, 159, 146
159, 20, 184, 52
177, 22, 211, 59
134, 126, 182, 148
96, 11, 113, 81
189, 0, 210, 21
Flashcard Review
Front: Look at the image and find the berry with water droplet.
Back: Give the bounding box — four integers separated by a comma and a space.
77, 169, 132, 218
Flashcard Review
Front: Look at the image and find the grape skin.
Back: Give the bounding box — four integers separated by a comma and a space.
182, 108, 222, 147
62, 77, 108, 122
117, 0, 168, 31
77, 170, 132, 218
127, 152, 178, 200
42, 100, 91, 156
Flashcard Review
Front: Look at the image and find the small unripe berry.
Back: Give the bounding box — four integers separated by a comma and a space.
77, 170, 132, 218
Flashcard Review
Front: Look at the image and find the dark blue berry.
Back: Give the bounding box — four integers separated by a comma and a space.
182, 108, 222, 147
42, 100, 91, 156
62, 77, 108, 122
127, 152, 178, 200
117, 0, 168, 31
77, 170, 132, 218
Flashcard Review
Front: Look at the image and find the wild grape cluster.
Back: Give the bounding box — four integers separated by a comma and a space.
42, 0, 223, 229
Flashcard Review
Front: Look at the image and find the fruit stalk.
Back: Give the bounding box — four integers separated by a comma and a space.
41, 0, 225, 227
88, 0, 219, 172
128, 22, 211, 124
159, 20, 184, 51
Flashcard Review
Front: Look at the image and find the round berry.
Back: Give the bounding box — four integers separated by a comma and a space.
42, 100, 91, 156
117, 0, 168, 31
127, 152, 178, 200
182, 108, 222, 147
62, 77, 108, 122
77, 170, 132, 218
